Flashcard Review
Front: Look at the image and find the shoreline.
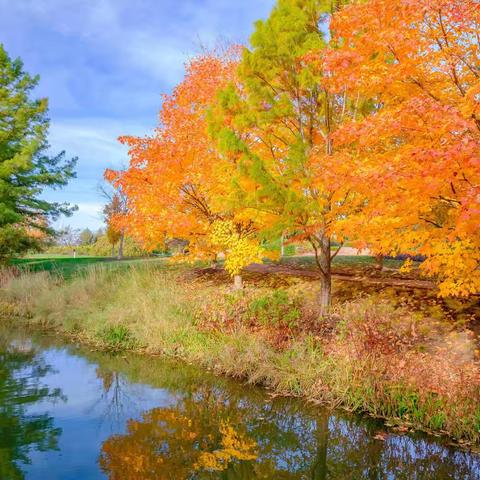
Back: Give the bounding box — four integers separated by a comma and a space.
1, 263, 479, 451
6, 317, 479, 454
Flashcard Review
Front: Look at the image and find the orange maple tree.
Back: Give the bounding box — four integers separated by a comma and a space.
326, 0, 480, 295
105, 50, 264, 285
107, 0, 479, 300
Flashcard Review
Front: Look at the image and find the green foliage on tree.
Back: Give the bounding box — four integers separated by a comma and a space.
46, 233, 147, 258
0, 44, 76, 259
79, 228, 95, 245
212, 0, 352, 313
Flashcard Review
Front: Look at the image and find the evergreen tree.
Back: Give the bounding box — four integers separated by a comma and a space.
0, 44, 76, 258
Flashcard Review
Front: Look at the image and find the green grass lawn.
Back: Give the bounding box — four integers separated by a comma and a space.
9, 255, 169, 279
10, 256, 113, 277
9, 253, 407, 280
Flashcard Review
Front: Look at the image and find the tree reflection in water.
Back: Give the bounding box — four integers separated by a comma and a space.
92, 366, 137, 429
0, 339, 64, 480
99, 384, 479, 480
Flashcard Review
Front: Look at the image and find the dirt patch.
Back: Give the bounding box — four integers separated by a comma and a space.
246, 263, 436, 290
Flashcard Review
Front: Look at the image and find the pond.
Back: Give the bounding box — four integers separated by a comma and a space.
0, 329, 479, 479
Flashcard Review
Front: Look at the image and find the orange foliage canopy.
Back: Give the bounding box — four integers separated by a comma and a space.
105, 51, 241, 257
106, 0, 479, 298
327, 0, 480, 295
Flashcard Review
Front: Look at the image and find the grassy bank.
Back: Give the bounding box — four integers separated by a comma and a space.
0, 261, 479, 448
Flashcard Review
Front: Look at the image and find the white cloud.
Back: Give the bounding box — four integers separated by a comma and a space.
1, 0, 274, 86
77, 202, 103, 216
56, 202, 105, 231
50, 121, 129, 167
49, 117, 155, 167
44, 117, 154, 230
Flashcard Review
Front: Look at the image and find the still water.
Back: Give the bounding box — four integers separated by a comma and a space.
0, 329, 479, 480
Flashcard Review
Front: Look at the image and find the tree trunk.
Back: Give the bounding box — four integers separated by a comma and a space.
319, 273, 332, 317
117, 232, 124, 260
280, 232, 285, 258
233, 274, 243, 290
211, 253, 219, 269
111, 245, 115, 257
314, 234, 332, 317
318, 89, 334, 317
310, 413, 329, 479
375, 254, 384, 271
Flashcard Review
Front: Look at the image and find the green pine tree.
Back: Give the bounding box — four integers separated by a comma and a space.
0, 44, 77, 259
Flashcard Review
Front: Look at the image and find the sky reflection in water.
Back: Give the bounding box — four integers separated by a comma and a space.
0, 332, 479, 480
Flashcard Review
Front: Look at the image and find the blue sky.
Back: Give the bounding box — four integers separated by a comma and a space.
0, 0, 275, 230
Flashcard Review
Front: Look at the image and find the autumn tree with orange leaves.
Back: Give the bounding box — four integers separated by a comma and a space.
107, 0, 479, 311
105, 51, 264, 288
327, 0, 480, 296
100, 404, 258, 479
103, 190, 127, 259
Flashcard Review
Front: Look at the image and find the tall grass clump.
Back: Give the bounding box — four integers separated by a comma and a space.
0, 263, 198, 351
